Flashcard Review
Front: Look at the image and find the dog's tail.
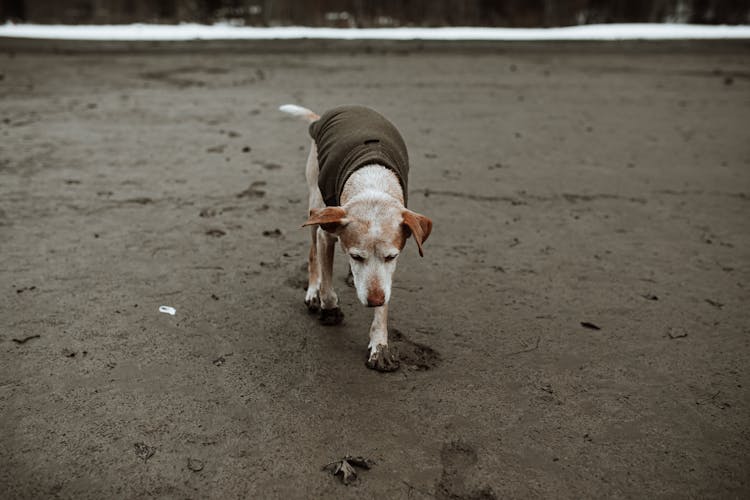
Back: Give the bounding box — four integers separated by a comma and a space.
279, 104, 320, 124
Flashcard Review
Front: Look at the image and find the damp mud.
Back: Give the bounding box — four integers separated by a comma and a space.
1, 40, 749, 498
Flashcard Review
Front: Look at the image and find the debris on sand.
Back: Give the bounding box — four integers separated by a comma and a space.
255, 161, 282, 170
580, 321, 601, 330
705, 298, 724, 309
641, 293, 659, 301
212, 353, 232, 366
322, 456, 374, 485
262, 228, 283, 238
507, 336, 540, 356
124, 197, 153, 205
667, 327, 688, 340
187, 458, 204, 472
134, 442, 155, 463
236, 180, 266, 198
205, 228, 226, 237
695, 390, 730, 409
159, 305, 176, 316
12, 334, 40, 344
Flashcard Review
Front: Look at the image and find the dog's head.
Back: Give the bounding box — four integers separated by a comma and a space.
303, 198, 432, 307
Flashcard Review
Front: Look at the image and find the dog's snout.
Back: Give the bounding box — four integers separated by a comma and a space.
366, 288, 385, 307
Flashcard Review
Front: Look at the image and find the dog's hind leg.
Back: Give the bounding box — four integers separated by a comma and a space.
305, 226, 321, 312
305, 141, 323, 312
303, 139, 342, 325
317, 228, 344, 325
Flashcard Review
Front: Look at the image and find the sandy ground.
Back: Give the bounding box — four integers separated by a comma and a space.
1, 40, 749, 499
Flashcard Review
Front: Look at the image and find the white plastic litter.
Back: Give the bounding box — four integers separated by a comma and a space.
159, 305, 176, 316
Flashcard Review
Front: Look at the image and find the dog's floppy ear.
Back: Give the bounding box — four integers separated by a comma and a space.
402, 209, 432, 257
302, 206, 348, 233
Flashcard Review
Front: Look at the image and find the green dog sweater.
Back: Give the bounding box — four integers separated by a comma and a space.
309, 105, 409, 207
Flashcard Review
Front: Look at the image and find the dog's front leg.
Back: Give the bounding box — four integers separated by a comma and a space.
366, 305, 399, 372
316, 227, 344, 325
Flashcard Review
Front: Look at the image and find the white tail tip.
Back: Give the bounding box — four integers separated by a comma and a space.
279, 104, 319, 123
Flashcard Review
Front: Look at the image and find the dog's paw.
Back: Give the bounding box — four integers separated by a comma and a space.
319, 307, 344, 326
305, 292, 320, 314
366, 345, 400, 372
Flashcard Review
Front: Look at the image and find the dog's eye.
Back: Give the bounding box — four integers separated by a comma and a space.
350, 254, 365, 262
384, 254, 397, 262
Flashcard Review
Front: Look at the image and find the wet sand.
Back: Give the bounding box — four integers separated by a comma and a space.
1, 40, 749, 498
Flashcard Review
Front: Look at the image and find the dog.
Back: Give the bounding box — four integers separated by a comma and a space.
280, 104, 432, 371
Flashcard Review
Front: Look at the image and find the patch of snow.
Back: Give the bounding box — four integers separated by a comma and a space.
0, 22, 749, 41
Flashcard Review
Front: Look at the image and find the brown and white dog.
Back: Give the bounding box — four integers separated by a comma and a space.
280, 104, 432, 371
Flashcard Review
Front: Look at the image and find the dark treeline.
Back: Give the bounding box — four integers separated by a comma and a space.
2, 0, 748, 26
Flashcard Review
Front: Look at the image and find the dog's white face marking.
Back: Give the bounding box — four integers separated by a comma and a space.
337, 198, 406, 307
347, 247, 399, 306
